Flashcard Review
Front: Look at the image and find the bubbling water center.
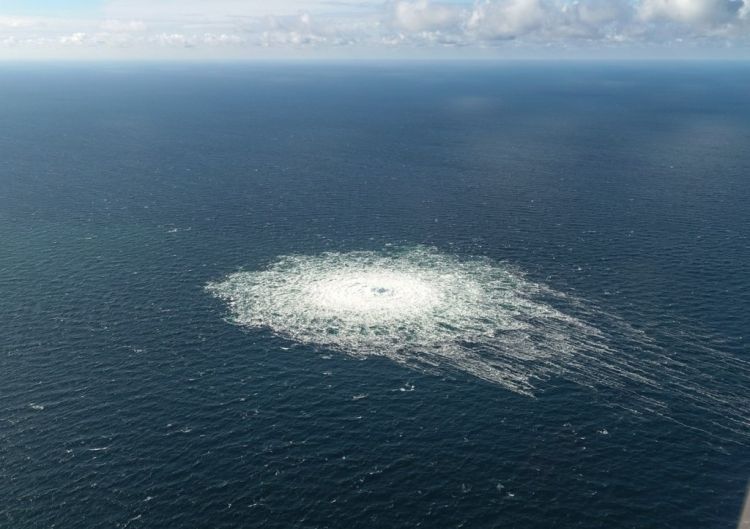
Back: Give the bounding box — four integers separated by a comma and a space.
304, 270, 442, 316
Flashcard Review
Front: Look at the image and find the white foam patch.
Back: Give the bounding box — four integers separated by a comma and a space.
207, 246, 750, 440
208, 247, 626, 395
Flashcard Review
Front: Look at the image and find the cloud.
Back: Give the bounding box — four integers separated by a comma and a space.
100, 19, 147, 33
467, 0, 546, 39
0, 16, 39, 29
0, 0, 749, 58
639, 0, 743, 25
390, 1, 465, 32
59, 32, 88, 46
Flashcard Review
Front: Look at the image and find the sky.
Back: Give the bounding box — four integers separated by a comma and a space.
0, 0, 748, 60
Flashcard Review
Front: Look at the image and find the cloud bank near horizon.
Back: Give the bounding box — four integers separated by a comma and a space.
1, 0, 749, 59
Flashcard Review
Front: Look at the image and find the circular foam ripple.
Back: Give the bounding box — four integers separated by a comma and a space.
208, 246, 750, 442
207, 246, 616, 395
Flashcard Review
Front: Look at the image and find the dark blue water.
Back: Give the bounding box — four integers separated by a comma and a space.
1, 62, 749, 528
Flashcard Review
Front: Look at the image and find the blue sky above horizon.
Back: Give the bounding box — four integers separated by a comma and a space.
1, 0, 749, 60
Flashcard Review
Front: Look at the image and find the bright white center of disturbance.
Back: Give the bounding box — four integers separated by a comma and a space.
305, 271, 441, 315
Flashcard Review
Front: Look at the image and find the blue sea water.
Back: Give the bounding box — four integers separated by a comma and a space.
1, 62, 749, 528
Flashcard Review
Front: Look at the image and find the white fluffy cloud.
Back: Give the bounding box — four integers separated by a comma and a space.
639, 0, 742, 24
468, 0, 547, 39
391, 1, 465, 31
1, 0, 749, 58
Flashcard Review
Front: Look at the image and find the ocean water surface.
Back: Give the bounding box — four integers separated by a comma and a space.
1, 62, 749, 528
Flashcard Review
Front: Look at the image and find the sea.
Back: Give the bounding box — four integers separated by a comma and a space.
1, 62, 749, 528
